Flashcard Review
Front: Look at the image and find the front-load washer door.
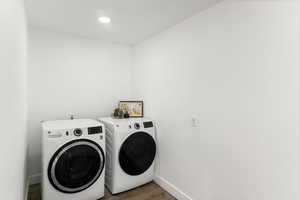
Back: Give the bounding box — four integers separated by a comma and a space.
48, 139, 105, 193
119, 131, 156, 176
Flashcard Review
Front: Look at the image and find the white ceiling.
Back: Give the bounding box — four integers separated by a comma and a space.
26, 0, 222, 45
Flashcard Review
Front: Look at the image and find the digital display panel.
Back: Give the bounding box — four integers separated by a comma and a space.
88, 126, 102, 135
143, 121, 153, 128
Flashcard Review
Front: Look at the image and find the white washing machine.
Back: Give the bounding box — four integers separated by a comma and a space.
41, 119, 105, 200
98, 117, 156, 194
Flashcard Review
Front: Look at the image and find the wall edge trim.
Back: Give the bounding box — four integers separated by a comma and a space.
25, 178, 30, 200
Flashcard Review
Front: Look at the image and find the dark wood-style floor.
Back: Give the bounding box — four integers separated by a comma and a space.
28, 182, 176, 200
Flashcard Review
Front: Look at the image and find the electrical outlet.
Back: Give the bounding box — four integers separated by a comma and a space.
192, 115, 200, 127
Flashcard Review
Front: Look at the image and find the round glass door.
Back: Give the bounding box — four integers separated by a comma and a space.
119, 132, 156, 176
48, 139, 105, 193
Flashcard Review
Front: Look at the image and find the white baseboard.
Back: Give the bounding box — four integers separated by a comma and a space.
29, 173, 41, 185
25, 179, 30, 200
154, 176, 193, 200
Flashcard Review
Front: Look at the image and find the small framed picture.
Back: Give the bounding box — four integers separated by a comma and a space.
119, 101, 144, 118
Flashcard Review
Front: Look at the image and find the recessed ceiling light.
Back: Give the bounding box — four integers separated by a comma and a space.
98, 16, 111, 24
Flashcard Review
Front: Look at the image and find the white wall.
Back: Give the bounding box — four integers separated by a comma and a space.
27, 28, 132, 177
133, 1, 300, 200
0, 0, 28, 199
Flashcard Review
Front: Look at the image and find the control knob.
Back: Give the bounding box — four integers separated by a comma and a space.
73, 128, 82, 136
134, 123, 140, 130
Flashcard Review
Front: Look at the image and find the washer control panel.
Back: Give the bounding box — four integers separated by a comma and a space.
46, 124, 104, 139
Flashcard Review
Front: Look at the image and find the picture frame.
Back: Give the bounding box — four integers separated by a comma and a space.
119, 101, 144, 118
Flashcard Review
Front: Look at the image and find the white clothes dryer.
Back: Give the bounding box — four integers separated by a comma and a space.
98, 117, 156, 194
